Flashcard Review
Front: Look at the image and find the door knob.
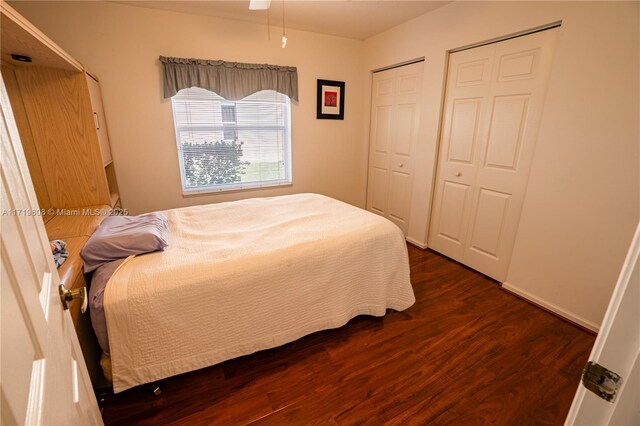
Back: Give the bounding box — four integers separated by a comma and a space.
59, 285, 88, 313
398, 163, 404, 168
455, 172, 462, 177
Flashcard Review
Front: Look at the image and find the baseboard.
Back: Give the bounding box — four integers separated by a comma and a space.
405, 237, 427, 249
502, 282, 599, 334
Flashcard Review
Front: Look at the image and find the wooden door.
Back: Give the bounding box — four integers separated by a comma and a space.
0, 74, 103, 425
85, 72, 112, 166
366, 61, 423, 234
429, 29, 558, 281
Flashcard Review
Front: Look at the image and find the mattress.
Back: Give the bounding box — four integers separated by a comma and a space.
104, 193, 415, 393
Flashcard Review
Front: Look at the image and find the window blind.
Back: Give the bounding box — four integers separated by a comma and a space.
171, 88, 291, 193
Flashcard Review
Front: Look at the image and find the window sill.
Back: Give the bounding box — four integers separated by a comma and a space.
182, 181, 293, 197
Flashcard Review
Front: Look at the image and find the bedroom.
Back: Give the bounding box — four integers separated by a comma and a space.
1, 0, 638, 425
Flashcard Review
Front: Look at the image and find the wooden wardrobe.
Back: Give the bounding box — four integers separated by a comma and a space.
1, 0, 119, 387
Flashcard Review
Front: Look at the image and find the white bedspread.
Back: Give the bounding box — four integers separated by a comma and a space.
105, 194, 415, 393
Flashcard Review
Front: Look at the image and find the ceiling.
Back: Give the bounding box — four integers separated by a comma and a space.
115, 1, 450, 40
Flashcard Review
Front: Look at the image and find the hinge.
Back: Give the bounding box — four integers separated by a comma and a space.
581, 361, 622, 403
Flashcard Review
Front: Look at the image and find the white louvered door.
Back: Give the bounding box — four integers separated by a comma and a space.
366, 61, 423, 235
429, 29, 558, 281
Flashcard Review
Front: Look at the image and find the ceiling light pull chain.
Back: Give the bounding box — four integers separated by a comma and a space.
267, 6, 271, 40
281, 0, 287, 48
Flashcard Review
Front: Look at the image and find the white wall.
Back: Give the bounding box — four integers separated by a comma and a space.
10, 1, 367, 214
12, 1, 640, 329
363, 1, 639, 329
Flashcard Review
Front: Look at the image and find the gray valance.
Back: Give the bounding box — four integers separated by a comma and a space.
159, 56, 298, 101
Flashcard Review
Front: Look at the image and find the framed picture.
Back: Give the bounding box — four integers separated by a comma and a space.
317, 79, 345, 120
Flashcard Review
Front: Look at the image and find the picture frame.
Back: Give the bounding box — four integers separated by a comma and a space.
316, 79, 345, 120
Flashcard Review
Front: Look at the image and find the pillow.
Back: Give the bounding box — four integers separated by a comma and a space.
89, 258, 125, 354
81, 212, 169, 273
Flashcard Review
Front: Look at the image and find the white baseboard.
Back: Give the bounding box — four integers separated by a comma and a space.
405, 236, 427, 249
502, 282, 600, 333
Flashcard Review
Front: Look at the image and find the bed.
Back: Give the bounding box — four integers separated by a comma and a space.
87, 193, 415, 393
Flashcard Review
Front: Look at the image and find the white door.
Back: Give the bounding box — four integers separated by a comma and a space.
0, 74, 102, 425
565, 222, 640, 426
366, 61, 423, 235
429, 29, 558, 281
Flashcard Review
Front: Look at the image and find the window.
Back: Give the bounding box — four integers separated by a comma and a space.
171, 88, 292, 194
220, 104, 238, 141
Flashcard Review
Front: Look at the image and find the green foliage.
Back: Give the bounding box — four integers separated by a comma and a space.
182, 140, 250, 187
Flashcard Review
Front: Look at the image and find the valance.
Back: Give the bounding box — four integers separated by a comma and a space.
159, 56, 298, 101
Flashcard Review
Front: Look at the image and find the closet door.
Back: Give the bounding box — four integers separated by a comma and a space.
429, 28, 558, 282
366, 61, 423, 235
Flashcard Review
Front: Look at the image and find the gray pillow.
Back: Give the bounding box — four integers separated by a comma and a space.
81, 212, 169, 273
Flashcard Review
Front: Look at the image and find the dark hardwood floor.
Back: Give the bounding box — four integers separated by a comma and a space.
101, 245, 595, 425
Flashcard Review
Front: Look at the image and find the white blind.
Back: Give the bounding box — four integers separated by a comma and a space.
171, 88, 292, 193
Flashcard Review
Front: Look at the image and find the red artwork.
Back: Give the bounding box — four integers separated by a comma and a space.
324, 91, 338, 107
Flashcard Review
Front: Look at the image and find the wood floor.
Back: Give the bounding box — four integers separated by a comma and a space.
101, 246, 595, 425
